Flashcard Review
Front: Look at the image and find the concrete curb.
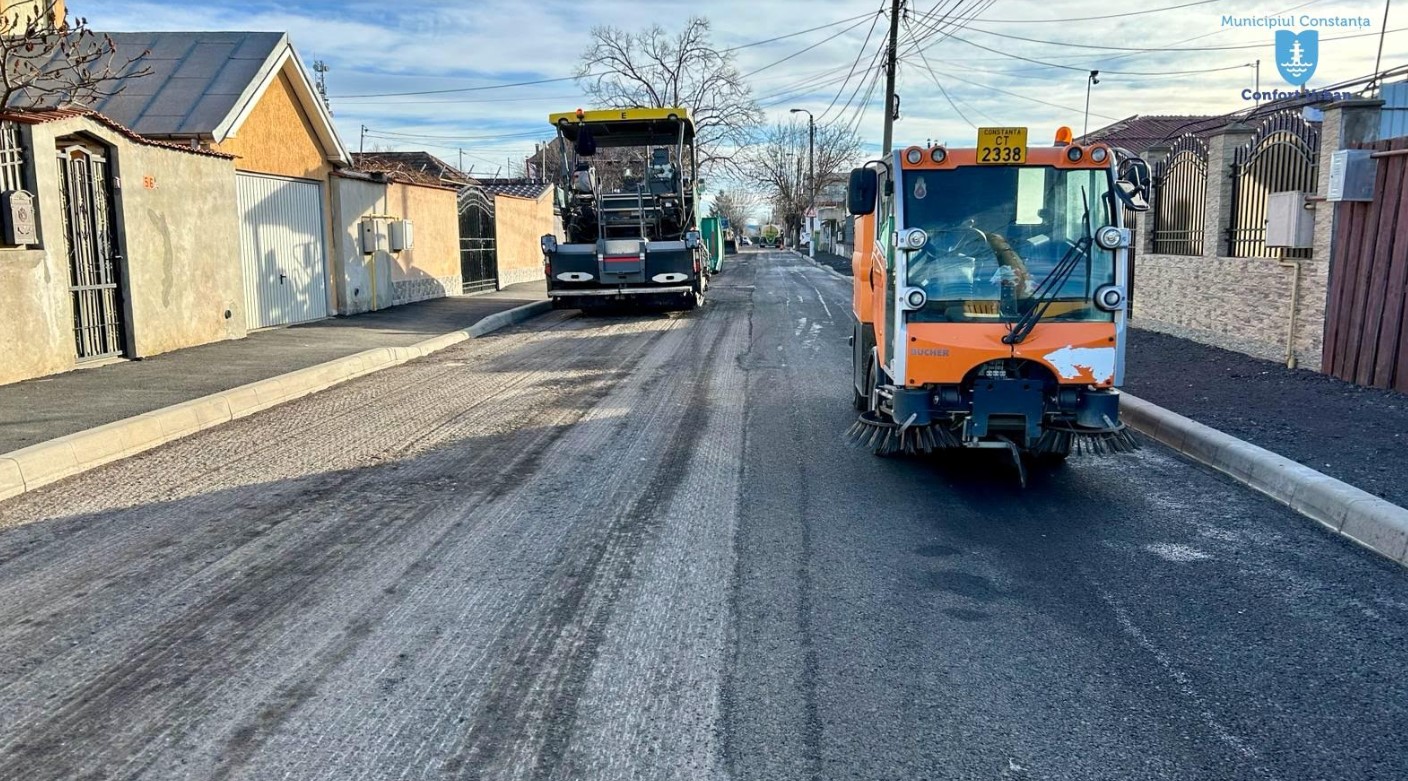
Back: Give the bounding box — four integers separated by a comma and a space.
1122, 393, 1408, 567
0, 299, 553, 502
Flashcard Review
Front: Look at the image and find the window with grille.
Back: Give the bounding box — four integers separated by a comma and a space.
0, 121, 27, 193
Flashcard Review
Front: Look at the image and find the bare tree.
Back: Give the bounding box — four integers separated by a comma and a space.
745, 119, 862, 245
576, 17, 762, 178
709, 187, 762, 231
0, 1, 150, 110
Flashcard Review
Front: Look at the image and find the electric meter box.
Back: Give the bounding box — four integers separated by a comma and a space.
1326, 149, 1376, 202
1266, 191, 1314, 249
389, 219, 414, 252
360, 218, 384, 254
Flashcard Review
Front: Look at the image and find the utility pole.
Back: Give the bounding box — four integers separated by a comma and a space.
791, 108, 815, 259
881, 0, 903, 156
359, 124, 367, 154
459, 148, 464, 173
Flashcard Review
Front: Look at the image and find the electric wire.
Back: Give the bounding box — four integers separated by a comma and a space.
902, 15, 976, 129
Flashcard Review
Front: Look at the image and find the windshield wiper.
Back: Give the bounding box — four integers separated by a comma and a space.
1002, 188, 1094, 345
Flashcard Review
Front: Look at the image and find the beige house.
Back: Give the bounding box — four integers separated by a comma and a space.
0, 109, 242, 386
77, 31, 353, 330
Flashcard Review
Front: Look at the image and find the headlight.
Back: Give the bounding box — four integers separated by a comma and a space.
904, 147, 924, 165
1066, 146, 1084, 162
930, 147, 947, 163
905, 288, 928, 309
1094, 225, 1129, 250
898, 227, 928, 251
1094, 284, 1126, 311
1090, 146, 1109, 163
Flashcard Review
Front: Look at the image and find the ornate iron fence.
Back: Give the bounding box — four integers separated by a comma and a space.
1227, 111, 1320, 259
1151, 134, 1208, 256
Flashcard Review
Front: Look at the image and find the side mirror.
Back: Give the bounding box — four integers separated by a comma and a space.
1115, 157, 1151, 212
848, 167, 877, 215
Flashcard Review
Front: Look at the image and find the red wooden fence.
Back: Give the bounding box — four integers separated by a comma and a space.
1323, 137, 1408, 390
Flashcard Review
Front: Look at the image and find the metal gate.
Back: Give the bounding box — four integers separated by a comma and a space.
58, 141, 126, 361
1151, 134, 1208, 256
236, 173, 329, 329
1227, 111, 1320, 258
458, 187, 498, 293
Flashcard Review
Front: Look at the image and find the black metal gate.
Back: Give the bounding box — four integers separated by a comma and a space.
1151, 134, 1208, 256
58, 141, 126, 361
1227, 111, 1319, 259
458, 187, 498, 293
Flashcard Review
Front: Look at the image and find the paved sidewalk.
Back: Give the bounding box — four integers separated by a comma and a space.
0, 281, 546, 453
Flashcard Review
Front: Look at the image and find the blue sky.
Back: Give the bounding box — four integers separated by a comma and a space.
77, 0, 1407, 179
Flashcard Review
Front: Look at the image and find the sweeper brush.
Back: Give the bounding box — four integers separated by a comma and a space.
1032, 416, 1141, 457
844, 412, 961, 456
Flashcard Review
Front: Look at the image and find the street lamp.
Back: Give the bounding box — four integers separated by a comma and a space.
790, 107, 815, 258
1083, 70, 1100, 140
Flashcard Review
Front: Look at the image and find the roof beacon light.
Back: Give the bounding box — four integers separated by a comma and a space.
1054, 126, 1074, 147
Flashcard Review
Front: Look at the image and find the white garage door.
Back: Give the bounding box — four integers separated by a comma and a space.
237, 173, 329, 329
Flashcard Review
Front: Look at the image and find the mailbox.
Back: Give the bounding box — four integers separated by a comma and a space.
2, 189, 36, 246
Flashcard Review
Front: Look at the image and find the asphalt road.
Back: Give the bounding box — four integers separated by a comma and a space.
1, 250, 1405, 780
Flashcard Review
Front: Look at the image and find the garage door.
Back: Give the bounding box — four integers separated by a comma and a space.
236, 173, 329, 329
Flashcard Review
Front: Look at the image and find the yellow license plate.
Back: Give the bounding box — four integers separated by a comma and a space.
977, 127, 1028, 164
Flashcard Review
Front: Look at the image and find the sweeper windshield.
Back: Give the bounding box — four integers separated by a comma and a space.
902, 165, 1116, 325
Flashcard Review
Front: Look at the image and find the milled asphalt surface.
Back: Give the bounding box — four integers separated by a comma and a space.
0, 281, 546, 453
0, 251, 1404, 780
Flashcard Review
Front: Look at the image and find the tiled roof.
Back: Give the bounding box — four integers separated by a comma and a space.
0, 107, 235, 159
474, 178, 552, 199
1078, 115, 1229, 152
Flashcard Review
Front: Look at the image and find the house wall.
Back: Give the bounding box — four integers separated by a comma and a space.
329, 176, 461, 314
386, 181, 460, 304
494, 190, 556, 288
0, 117, 244, 386
213, 67, 342, 313
213, 71, 332, 182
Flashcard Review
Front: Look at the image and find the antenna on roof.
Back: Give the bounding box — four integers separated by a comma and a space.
312, 60, 331, 113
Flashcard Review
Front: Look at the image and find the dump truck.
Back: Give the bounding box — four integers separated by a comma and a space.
541, 108, 706, 311
845, 126, 1152, 481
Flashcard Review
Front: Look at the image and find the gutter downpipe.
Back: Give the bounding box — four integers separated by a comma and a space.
1278, 247, 1302, 370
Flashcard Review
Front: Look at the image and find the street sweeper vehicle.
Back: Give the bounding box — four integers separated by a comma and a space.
845, 126, 1153, 481
541, 108, 707, 311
